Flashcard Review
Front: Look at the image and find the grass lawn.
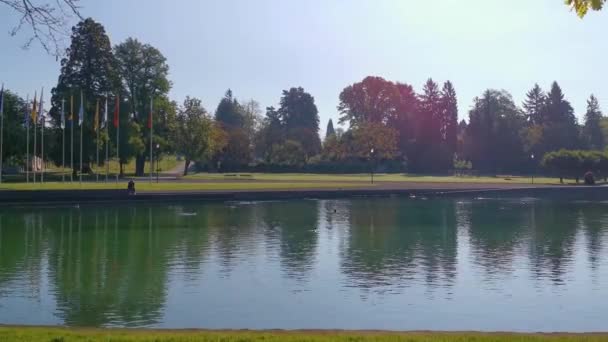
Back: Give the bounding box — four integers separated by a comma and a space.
0, 327, 607, 342
44, 155, 180, 176
0, 181, 365, 191
185, 172, 569, 185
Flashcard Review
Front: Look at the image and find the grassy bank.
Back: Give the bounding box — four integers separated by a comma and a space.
185, 172, 566, 185
0, 327, 607, 342
0, 181, 364, 191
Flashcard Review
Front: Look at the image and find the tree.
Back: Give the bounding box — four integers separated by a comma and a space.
566, 0, 605, 17
174, 97, 225, 175
391, 82, 418, 160
214, 90, 250, 168
543, 82, 580, 152
325, 119, 336, 140
114, 37, 172, 176
523, 84, 546, 125
241, 99, 263, 159
584, 94, 604, 150
351, 122, 399, 160
440, 81, 458, 157
1, 0, 82, 57
269, 140, 307, 167
49, 18, 119, 174
338, 76, 400, 126
466, 89, 527, 173
0, 90, 27, 166
278, 87, 321, 157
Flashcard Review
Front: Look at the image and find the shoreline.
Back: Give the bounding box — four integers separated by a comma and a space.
0, 184, 606, 204
1, 326, 607, 341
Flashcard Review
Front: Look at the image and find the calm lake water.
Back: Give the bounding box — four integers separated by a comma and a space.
0, 197, 607, 332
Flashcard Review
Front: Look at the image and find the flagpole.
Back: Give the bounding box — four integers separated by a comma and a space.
105, 97, 109, 183
0, 84, 4, 185
70, 94, 74, 183
96, 99, 99, 183
33, 103, 37, 184
115, 95, 119, 184
40, 87, 44, 184
149, 97, 153, 184
79, 91, 83, 184
61, 99, 65, 183
25, 94, 29, 184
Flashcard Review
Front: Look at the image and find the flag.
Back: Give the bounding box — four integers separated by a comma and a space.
69, 94, 74, 124
94, 99, 99, 131
60, 99, 65, 129
31, 92, 38, 123
113, 95, 119, 128
78, 91, 84, 126
38, 89, 44, 123
102, 97, 108, 128
147, 99, 153, 129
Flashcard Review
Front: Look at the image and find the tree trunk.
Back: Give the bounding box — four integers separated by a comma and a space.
183, 159, 191, 176
119, 162, 124, 177
135, 155, 146, 176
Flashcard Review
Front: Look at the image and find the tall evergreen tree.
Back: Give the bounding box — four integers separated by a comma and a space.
278, 87, 321, 157
523, 84, 546, 125
418, 78, 442, 144
325, 119, 335, 140
214, 90, 250, 168
49, 18, 120, 173
583, 94, 604, 150
543, 81, 580, 151
440, 81, 458, 156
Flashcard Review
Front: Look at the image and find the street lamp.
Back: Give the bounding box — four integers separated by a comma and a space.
531, 154, 535, 184
156, 143, 161, 183
370, 148, 375, 184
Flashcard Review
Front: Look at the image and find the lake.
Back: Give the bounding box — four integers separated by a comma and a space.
0, 197, 607, 332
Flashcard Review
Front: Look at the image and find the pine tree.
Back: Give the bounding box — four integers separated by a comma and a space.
49, 18, 120, 172
418, 78, 442, 144
584, 94, 604, 150
215, 89, 244, 128
523, 84, 546, 125
440, 81, 458, 155
278, 87, 321, 157
543, 81, 580, 150
325, 119, 335, 140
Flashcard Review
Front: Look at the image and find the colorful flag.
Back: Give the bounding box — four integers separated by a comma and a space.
102, 97, 108, 128
113, 95, 119, 128
31, 92, 38, 123
78, 91, 84, 126
94, 99, 99, 131
38, 89, 44, 123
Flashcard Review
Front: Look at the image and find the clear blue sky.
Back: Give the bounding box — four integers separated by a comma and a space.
1, 0, 607, 134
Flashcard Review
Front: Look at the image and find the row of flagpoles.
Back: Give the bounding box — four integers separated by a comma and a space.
0, 86, 155, 184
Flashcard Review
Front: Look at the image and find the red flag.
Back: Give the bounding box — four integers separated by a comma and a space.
113, 95, 119, 128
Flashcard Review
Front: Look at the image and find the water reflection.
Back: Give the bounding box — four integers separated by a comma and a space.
0, 198, 607, 330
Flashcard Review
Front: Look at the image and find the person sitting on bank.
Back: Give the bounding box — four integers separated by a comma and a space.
128, 179, 136, 195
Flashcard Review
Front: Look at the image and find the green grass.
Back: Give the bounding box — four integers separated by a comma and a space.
46, 155, 180, 176
0, 181, 365, 191
185, 172, 569, 185
0, 327, 607, 342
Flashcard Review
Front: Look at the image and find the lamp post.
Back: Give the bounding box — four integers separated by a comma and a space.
156, 143, 160, 183
370, 148, 375, 184
531, 154, 535, 184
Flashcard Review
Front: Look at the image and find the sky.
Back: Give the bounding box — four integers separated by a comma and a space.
1, 0, 608, 135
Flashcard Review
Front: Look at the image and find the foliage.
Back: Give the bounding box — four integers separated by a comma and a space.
114, 37, 172, 176
566, 0, 605, 17
338, 76, 400, 126
49, 18, 119, 172
278, 87, 321, 157
542, 149, 608, 182
214, 90, 251, 168
174, 97, 225, 175
466, 89, 527, 173
325, 118, 335, 139
269, 140, 307, 166
523, 84, 546, 125
583, 94, 604, 150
